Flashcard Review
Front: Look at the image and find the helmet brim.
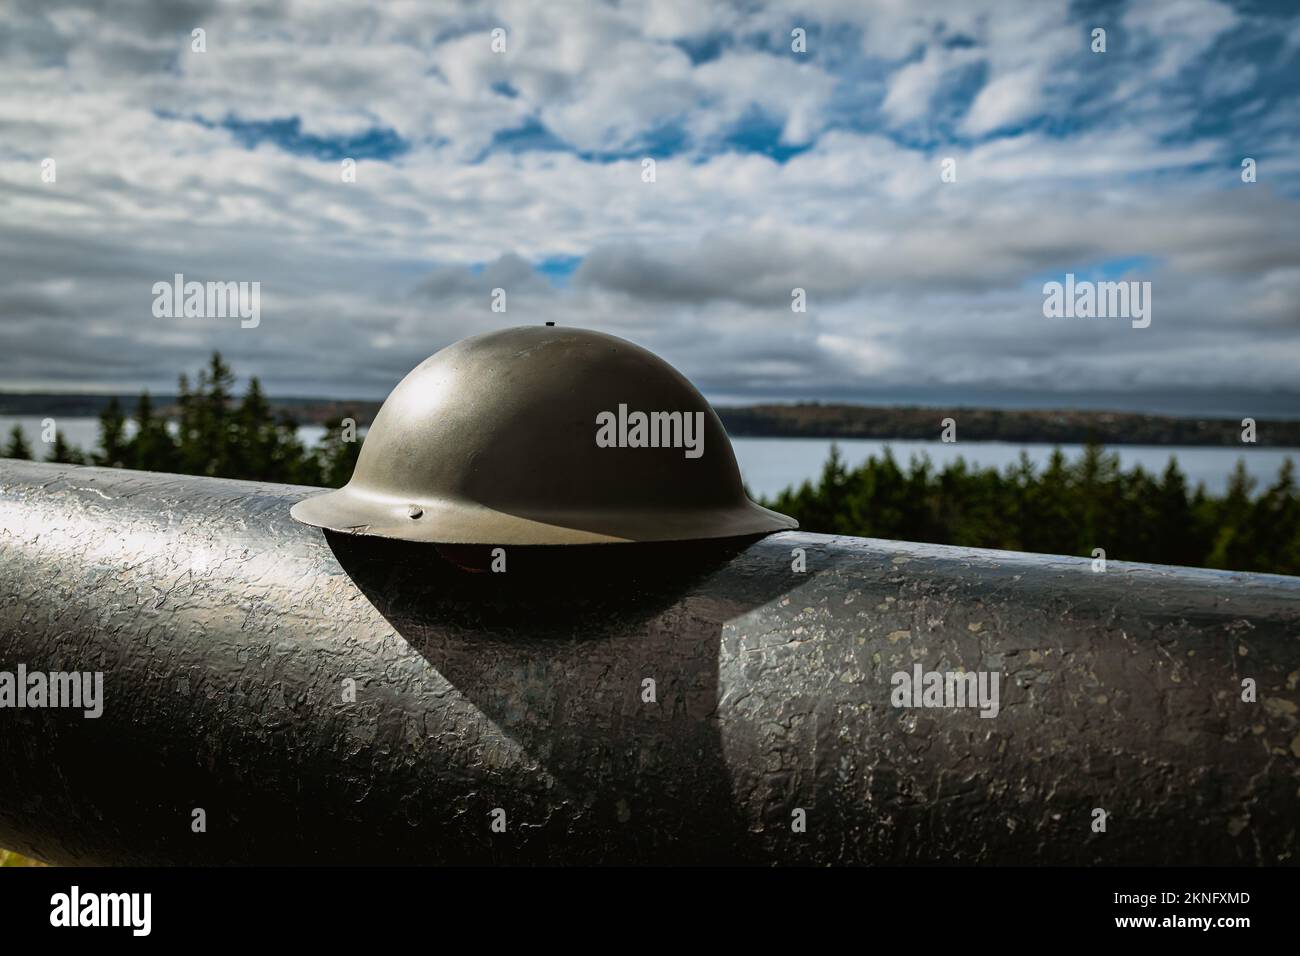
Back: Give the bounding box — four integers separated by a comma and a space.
290, 486, 797, 546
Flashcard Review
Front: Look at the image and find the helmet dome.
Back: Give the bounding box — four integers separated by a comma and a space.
290, 325, 797, 545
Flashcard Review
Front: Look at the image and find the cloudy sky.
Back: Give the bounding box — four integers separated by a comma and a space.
2, 0, 1298, 415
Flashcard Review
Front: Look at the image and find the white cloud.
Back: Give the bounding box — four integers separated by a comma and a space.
961, 68, 1043, 136
882, 46, 976, 125
1124, 0, 1239, 81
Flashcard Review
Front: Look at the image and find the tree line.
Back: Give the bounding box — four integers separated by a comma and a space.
762, 444, 1300, 576
2, 353, 360, 488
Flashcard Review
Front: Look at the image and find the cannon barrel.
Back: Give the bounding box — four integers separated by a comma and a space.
1, 459, 1297, 865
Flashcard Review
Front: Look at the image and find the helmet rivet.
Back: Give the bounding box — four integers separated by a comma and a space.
407, 505, 424, 519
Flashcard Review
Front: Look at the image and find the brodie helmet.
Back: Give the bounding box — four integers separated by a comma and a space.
290, 325, 797, 545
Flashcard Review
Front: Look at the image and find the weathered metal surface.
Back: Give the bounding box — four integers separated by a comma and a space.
1, 459, 1298, 865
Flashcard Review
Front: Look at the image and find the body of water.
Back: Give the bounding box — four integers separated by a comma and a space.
0, 417, 351, 457
732, 437, 1298, 499
2, 417, 1295, 499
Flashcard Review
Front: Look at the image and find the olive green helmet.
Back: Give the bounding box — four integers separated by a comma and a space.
290, 325, 797, 545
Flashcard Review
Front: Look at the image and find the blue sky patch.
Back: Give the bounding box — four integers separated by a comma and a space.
160, 112, 411, 160
217, 116, 409, 160
535, 255, 583, 286
1027, 255, 1162, 289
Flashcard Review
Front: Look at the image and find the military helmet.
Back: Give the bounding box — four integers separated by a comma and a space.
290, 325, 797, 545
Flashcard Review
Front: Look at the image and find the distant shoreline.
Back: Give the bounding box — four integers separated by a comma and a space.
717, 404, 1300, 448
1, 393, 1297, 447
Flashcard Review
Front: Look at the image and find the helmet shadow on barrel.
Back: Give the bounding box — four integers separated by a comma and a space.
324, 529, 799, 863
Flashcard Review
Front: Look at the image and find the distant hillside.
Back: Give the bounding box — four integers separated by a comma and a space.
1, 393, 1297, 447
0, 393, 382, 425
716, 404, 1300, 447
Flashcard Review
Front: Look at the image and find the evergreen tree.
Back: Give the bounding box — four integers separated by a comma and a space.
1150, 458, 1198, 566
199, 352, 236, 477
1021, 448, 1076, 556
232, 376, 278, 479
129, 391, 178, 472
1247, 458, 1299, 575
1072, 443, 1121, 558
176, 372, 202, 473
4, 425, 33, 460
276, 414, 319, 485
1206, 460, 1255, 570
315, 414, 364, 488
1001, 453, 1038, 553
94, 397, 129, 467
47, 429, 86, 464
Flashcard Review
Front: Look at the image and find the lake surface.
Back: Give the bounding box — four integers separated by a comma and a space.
2, 416, 1295, 499
731, 437, 1298, 499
